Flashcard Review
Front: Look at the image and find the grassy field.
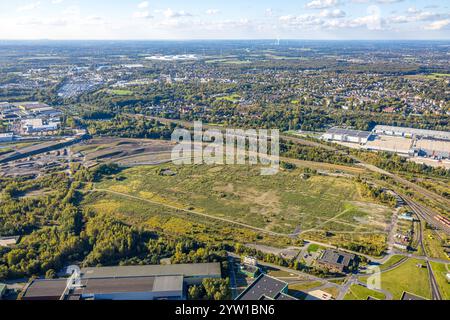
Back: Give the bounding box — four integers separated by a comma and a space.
423, 229, 450, 261
430, 262, 450, 300
91, 164, 392, 236
360, 258, 431, 300
344, 284, 386, 300
215, 94, 241, 103
108, 89, 134, 96
378, 255, 406, 271
288, 281, 323, 294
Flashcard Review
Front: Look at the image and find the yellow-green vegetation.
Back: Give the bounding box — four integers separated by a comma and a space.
83, 190, 294, 248
92, 164, 392, 237
321, 286, 340, 298
423, 229, 450, 261
288, 281, 323, 294
360, 258, 431, 300
378, 255, 406, 271
103, 89, 134, 96
307, 244, 325, 253
344, 284, 386, 300
215, 94, 241, 102
429, 262, 450, 300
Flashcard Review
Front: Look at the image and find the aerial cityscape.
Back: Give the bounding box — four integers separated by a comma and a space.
0, 0, 449, 313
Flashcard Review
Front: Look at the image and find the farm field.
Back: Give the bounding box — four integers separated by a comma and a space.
89, 163, 393, 238
360, 258, 432, 300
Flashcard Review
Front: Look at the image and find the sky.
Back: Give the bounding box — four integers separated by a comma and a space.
0, 0, 449, 40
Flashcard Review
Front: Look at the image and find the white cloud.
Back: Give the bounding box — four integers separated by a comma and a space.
138, 1, 149, 9
51, 0, 63, 4
424, 19, 450, 30
353, 5, 383, 30
133, 11, 153, 19
389, 8, 446, 24
306, 0, 339, 9
159, 8, 192, 18
319, 9, 346, 18
280, 5, 381, 30
17, 1, 41, 12
265, 8, 274, 17
206, 9, 220, 15
376, 0, 404, 3
62, 6, 80, 16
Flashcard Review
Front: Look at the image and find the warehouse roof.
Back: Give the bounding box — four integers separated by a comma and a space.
325, 127, 372, 139
22, 279, 67, 299
317, 250, 355, 268
374, 125, 450, 140
80, 263, 221, 279
75, 275, 183, 295
401, 292, 427, 300
22, 276, 184, 300
236, 274, 296, 301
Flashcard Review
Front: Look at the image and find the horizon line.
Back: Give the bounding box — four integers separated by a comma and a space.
1, 38, 450, 42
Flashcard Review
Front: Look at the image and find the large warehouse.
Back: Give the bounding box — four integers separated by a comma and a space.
373, 125, 450, 141
322, 127, 372, 144
21, 263, 222, 301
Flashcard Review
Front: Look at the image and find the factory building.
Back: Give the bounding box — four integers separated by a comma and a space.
414, 139, 450, 159
0, 132, 14, 143
236, 274, 297, 301
21, 263, 222, 301
373, 125, 450, 141
21, 119, 60, 134
322, 127, 372, 144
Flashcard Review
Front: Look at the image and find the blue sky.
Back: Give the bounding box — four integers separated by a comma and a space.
0, 0, 449, 40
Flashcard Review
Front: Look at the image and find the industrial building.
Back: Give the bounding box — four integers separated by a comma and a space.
236, 274, 297, 301
401, 292, 427, 300
316, 250, 357, 273
21, 118, 60, 134
364, 135, 414, 155
373, 125, 450, 141
322, 127, 372, 144
0, 132, 14, 142
414, 139, 450, 159
0, 236, 20, 248
21, 263, 222, 301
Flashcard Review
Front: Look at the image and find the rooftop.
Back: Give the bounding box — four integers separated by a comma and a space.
22, 275, 184, 300
317, 250, 355, 268
401, 292, 427, 300
236, 274, 297, 301
80, 263, 221, 279
325, 127, 372, 139
374, 125, 450, 140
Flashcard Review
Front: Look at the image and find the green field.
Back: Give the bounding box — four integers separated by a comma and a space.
288, 281, 323, 296
430, 262, 450, 300
344, 284, 386, 300
215, 94, 241, 103
108, 89, 134, 96
90, 164, 392, 236
360, 258, 432, 300
378, 255, 406, 271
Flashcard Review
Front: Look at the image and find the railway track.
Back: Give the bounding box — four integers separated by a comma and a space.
404, 197, 450, 235
408, 199, 443, 300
